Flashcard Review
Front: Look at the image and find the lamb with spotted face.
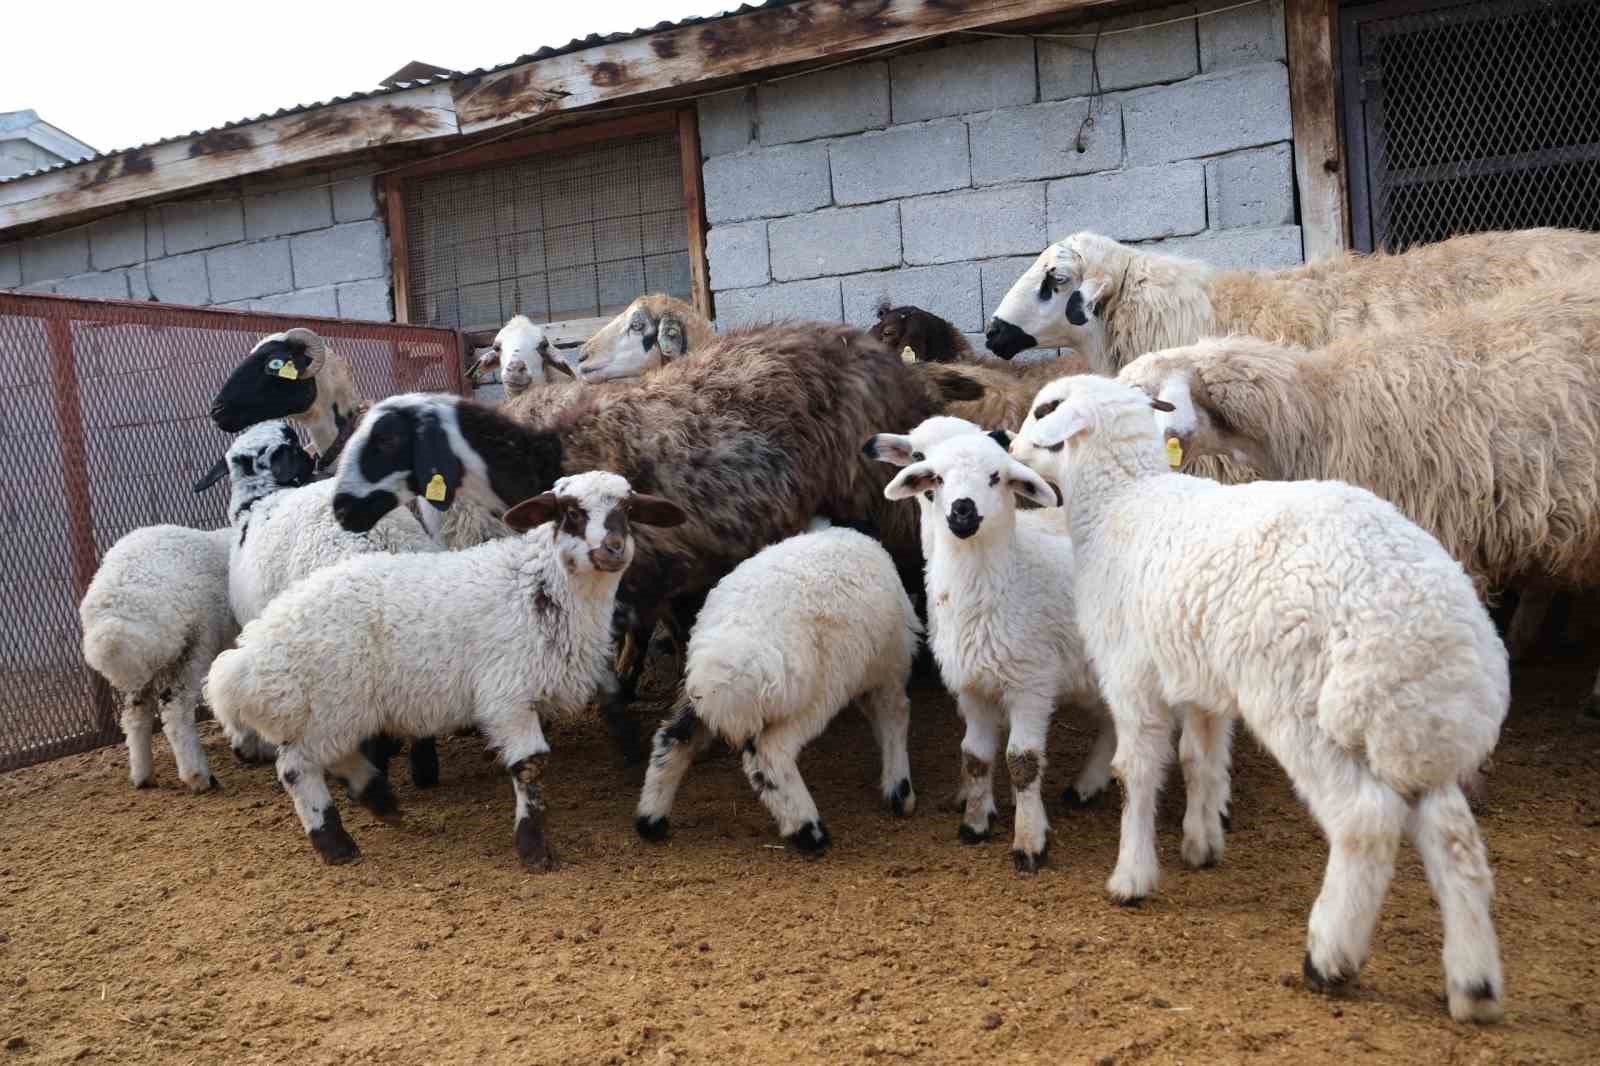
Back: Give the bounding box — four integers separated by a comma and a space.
204, 470, 688, 870
469, 315, 574, 397
576, 294, 713, 382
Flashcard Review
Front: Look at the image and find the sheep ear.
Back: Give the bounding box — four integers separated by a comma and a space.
921, 364, 985, 402
884, 462, 936, 501
192, 457, 229, 493
413, 412, 463, 511
986, 429, 1012, 451
627, 493, 689, 528
542, 348, 575, 378
862, 432, 916, 466
1027, 404, 1092, 450
269, 444, 315, 488
1007, 460, 1061, 508
1066, 275, 1112, 324
503, 492, 560, 533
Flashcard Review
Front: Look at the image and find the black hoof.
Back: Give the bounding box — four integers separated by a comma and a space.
309, 808, 360, 865
409, 737, 441, 789
787, 821, 832, 856
1060, 786, 1100, 810
1220, 809, 1233, 833
206, 775, 222, 792
133, 778, 153, 790
958, 823, 992, 845
889, 778, 913, 816
516, 816, 559, 872
1113, 895, 1144, 908
1302, 952, 1350, 994
355, 775, 402, 822
635, 815, 671, 842
1012, 848, 1046, 874
231, 746, 255, 766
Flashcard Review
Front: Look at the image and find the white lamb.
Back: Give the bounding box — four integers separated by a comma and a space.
469, 315, 573, 397
79, 525, 238, 792
1012, 373, 1508, 1022
634, 522, 921, 854
882, 433, 1106, 871
204, 471, 687, 868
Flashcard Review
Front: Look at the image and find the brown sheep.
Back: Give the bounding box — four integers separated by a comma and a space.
870, 302, 977, 363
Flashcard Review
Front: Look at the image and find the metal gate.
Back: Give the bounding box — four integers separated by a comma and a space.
0, 292, 467, 773
1340, 0, 1600, 251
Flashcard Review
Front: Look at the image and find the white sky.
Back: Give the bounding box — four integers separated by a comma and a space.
2, 0, 737, 155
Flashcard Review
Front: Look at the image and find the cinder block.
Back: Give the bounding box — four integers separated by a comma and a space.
841, 263, 984, 333
715, 279, 842, 327
289, 220, 387, 289
206, 239, 294, 303
146, 252, 210, 305
1200, 0, 1286, 71
0, 244, 19, 289
126, 268, 151, 302
332, 171, 380, 223
252, 286, 339, 317
1048, 162, 1206, 242
708, 221, 770, 290
901, 185, 1045, 266
769, 204, 900, 281
980, 255, 1048, 319
55, 271, 131, 300
1146, 224, 1303, 269
1123, 62, 1292, 165
830, 121, 970, 205
891, 37, 1036, 123
969, 99, 1123, 185
1040, 5, 1199, 96
697, 88, 757, 158
337, 280, 392, 321
20, 229, 89, 284
758, 62, 889, 144
160, 199, 245, 255
703, 142, 832, 224
1205, 143, 1294, 229
245, 185, 334, 239
89, 213, 149, 270
18, 280, 56, 294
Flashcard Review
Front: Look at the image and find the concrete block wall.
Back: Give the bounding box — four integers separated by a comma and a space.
699, 0, 1299, 355
0, 165, 393, 321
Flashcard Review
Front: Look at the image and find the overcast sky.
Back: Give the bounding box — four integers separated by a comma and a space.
3, 0, 736, 155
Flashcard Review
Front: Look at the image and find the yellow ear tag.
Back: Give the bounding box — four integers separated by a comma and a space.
424, 473, 447, 502
900, 346, 917, 365
1165, 437, 1183, 469
278, 363, 299, 381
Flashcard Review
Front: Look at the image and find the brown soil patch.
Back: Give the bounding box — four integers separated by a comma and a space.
0, 658, 1596, 1065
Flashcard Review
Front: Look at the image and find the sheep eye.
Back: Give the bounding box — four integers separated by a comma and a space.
910, 451, 924, 462
989, 472, 1001, 486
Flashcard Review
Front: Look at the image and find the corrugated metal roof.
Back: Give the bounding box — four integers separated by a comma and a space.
0, 1, 797, 186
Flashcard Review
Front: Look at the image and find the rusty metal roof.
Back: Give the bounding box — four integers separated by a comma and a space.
0, 1, 797, 186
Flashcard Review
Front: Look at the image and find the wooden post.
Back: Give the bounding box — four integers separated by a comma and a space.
383, 174, 413, 324
677, 108, 713, 321
1287, 0, 1351, 261
45, 316, 118, 731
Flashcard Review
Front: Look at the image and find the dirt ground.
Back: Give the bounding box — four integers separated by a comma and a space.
1, 651, 1597, 1066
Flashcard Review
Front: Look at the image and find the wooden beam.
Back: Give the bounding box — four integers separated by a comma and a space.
1287, 0, 1350, 261
382, 174, 414, 324
676, 108, 712, 321
0, 83, 459, 230
449, 0, 1120, 135
383, 111, 679, 181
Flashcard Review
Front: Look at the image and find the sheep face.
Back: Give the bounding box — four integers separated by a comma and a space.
863, 415, 987, 467
193, 420, 315, 496
577, 302, 688, 383
502, 471, 688, 577
331, 394, 469, 534
1010, 375, 1174, 487
884, 434, 1057, 542
473, 316, 571, 394
870, 304, 961, 363
210, 330, 324, 432
985, 238, 1113, 361
1117, 355, 1217, 470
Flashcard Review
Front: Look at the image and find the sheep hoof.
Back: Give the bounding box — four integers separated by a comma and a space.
957, 823, 992, 845
516, 816, 559, 872
132, 777, 153, 790
309, 810, 360, 865
1011, 848, 1046, 874
355, 777, 402, 823
635, 815, 671, 842
1220, 809, 1233, 833
786, 821, 831, 856
409, 739, 441, 789
1060, 786, 1101, 810
888, 779, 915, 817
1301, 952, 1351, 995
1448, 980, 1505, 1024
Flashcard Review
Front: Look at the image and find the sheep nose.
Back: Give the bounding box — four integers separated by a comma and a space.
984, 318, 1036, 360
947, 499, 982, 540
951, 498, 976, 518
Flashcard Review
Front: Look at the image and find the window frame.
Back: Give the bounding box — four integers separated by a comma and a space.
381, 107, 711, 349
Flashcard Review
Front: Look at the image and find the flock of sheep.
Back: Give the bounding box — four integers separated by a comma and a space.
75, 224, 1600, 1026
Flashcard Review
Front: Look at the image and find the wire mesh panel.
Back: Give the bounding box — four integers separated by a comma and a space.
402, 130, 693, 331
1342, 0, 1600, 252
0, 292, 465, 773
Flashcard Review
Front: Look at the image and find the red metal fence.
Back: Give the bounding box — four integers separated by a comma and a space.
0, 292, 468, 773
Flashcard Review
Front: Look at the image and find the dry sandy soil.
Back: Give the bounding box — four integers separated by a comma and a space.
1, 651, 1596, 1066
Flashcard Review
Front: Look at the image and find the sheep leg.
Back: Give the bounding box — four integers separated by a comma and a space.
955, 691, 1002, 843
1105, 692, 1174, 905
860, 682, 915, 816
120, 690, 157, 790
1504, 578, 1555, 662
333, 751, 402, 823
408, 736, 441, 789
229, 726, 278, 766
1063, 704, 1118, 809
742, 727, 829, 855
161, 663, 217, 793
1178, 705, 1233, 870
1003, 693, 1053, 873
635, 703, 716, 841
1407, 784, 1504, 1023
277, 746, 359, 865
498, 712, 558, 872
